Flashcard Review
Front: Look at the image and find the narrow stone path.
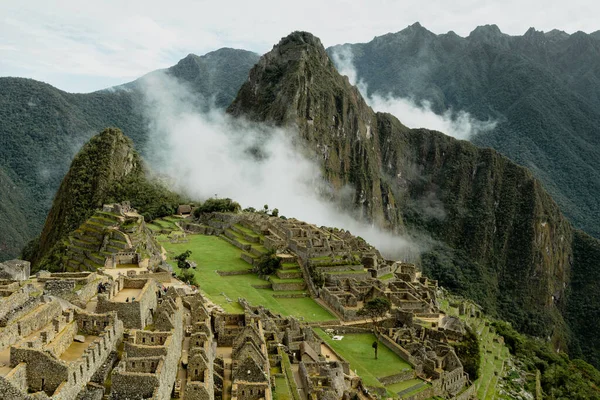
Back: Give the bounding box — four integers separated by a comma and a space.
291, 364, 308, 400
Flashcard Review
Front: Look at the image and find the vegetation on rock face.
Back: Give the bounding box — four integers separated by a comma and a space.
565, 231, 600, 369
451, 325, 481, 381
493, 320, 600, 399
29, 127, 184, 269
0, 48, 259, 262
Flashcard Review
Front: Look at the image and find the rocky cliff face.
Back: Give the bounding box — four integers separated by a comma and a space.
327, 24, 600, 240
228, 31, 577, 349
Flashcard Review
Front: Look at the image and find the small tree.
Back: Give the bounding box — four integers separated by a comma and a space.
272, 208, 279, 217
177, 268, 196, 286
254, 249, 281, 276
174, 250, 192, 269
372, 341, 379, 360
358, 297, 391, 334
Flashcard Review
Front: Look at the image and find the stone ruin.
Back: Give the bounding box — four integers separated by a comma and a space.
0, 208, 478, 399
0, 259, 30, 281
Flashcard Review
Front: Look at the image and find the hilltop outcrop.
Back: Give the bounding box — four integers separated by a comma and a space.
30, 128, 182, 270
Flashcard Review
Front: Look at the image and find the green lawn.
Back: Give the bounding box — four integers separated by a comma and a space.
315, 329, 412, 394
273, 376, 292, 400
161, 234, 334, 321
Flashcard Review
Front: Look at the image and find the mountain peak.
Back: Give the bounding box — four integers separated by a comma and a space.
227, 31, 347, 123
468, 24, 505, 40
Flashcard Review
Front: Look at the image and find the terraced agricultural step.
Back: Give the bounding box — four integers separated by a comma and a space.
73, 228, 104, 241
276, 269, 303, 279
240, 252, 257, 266
67, 251, 85, 262
105, 245, 126, 253
315, 264, 364, 273
231, 225, 261, 243
71, 238, 100, 251
82, 258, 103, 270
280, 262, 300, 270
220, 233, 251, 251
397, 382, 427, 397
81, 221, 108, 232
249, 246, 268, 257
107, 240, 129, 250
89, 216, 119, 227
87, 252, 106, 265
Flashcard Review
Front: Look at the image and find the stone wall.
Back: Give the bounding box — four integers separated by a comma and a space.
377, 369, 415, 386
0, 285, 34, 323
453, 382, 476, 400
45, 321, 78, 357
0, 376, 28, 400
0, 300, 62, 350
376, 333, 418, 369
110, 367, 160, 399
0, 259, 30, 281
6, 311, 124, 399
10, 347, 69, 394
44, 280, 76, 297
270, 281, 306, 291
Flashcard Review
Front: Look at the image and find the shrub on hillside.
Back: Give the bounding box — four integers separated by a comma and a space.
254, 249, 281, 276
193, 198, 241, 216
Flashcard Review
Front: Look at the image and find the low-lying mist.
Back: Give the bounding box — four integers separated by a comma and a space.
331, 48, 496, 141
140, 72, 419, 260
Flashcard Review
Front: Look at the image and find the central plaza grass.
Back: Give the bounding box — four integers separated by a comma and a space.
160, 234, 334, 322
315, 329, 412, 394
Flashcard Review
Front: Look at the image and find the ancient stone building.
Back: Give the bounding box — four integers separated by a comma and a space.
110, 288, 184, 400
0, 308, 123, 399
96, 276, 158, 329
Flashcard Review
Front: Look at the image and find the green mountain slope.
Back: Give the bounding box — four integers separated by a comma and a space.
327, 23, 600, 239
228, 31, 600, 367
0, 167, 32, 258
31, 127, 183, 269
0, 48, 259, 261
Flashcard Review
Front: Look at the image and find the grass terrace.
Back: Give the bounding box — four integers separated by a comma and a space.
160, 234, 334, 321
315, 329, 416, 398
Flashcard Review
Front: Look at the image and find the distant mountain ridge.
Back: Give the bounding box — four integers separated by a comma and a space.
328, 22, 600, 240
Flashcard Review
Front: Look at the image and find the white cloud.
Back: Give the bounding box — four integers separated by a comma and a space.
331, 47, 496, 140
1, 0, 598, 92
140, 72, 420, 260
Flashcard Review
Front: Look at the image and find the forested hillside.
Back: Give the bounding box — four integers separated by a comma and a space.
0, 48, 259, 261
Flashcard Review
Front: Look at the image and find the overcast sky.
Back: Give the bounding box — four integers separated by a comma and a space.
1, 0, 598, 93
